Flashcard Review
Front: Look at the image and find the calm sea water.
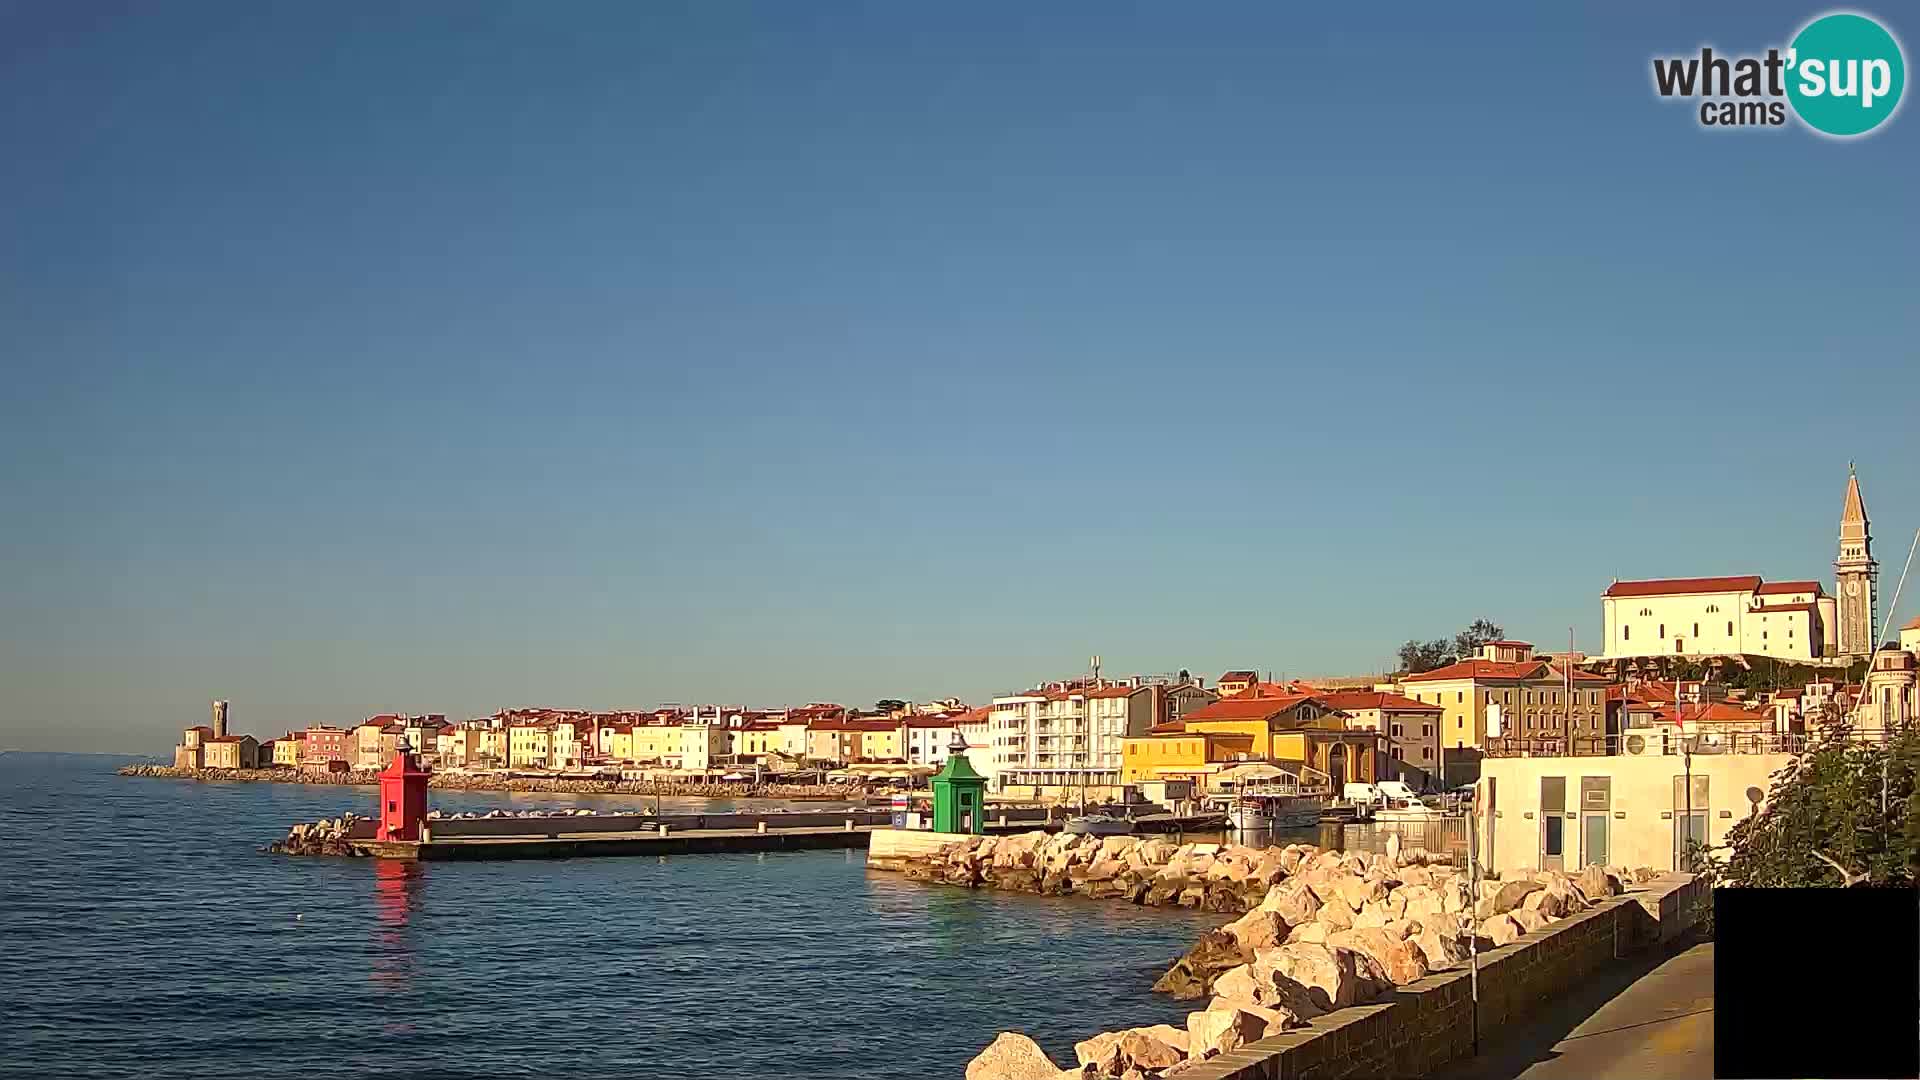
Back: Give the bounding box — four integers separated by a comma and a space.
0, 753, 1218, 1080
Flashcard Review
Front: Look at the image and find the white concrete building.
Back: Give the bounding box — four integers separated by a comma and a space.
991, 679, 1196, 795
1600, 469, 1883, 664
1601, 575, 1833, 661
903, 715, 961, 766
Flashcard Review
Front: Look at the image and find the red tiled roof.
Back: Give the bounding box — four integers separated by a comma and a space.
1484, 640, 1533, 648
1084, 685, 1139, 699
1655, 702, 1773, 725
903, 716, 958, 729
1182, 694, 1321, 722
205, 735, 252, 743
1755, 581, 1823, 596
1315, 690, 1444, 714
1604, 576, 1762, 598
185, 725, 213, 735
1148, 720, 1189, 734
1404, 659, 1607, 685
1902, 615, 1920, 631
1749, 603, 1819, 616
1218, 671, 1257, 682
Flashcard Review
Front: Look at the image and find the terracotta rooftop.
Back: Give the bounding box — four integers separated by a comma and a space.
1749, 602, 1820, 616
1604, 575, 1763, 598
1315, 690, 1443, 713
1755, 581, 1824, 596
1403, 659, 1608, 685
1181, 694, 1321, 722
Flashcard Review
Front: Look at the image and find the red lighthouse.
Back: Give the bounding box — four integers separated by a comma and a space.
378, 737, 431, 842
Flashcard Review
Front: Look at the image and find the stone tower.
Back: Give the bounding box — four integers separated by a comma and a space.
211, 699, 229, 738
1835, 465, 1878, 657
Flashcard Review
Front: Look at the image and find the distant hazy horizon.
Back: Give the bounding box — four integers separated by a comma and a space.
4, 1, 1915, 753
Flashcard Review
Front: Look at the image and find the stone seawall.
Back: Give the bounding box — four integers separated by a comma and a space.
906, 829, 1684, 1080
116, 764, 862, 800
1170, 874, 1705, 1080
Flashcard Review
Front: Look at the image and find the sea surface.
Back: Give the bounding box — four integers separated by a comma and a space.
0, 753, 1221, 1080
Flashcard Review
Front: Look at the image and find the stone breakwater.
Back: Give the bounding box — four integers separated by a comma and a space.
897, 832, 1661, 1080
269, 814, 369, 856
116, 764, 862, 800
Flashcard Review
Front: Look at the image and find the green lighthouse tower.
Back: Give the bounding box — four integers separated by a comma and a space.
929, 730, 987, 835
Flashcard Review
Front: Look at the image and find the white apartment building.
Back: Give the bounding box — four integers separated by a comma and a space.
903, 715, 961, 766
992, 680, 1178, 795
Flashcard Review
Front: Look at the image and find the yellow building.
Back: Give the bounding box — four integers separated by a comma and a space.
602, 723, 635, 764
1175, 693, 1381, 787
1398, 641, 1611, 779
508, 723, 552, 768
630, 723, 682, 763
202, 734, 260, 769
1120, 730, 1256, 785
272, 735, 303, 767
851, 720, 904, 761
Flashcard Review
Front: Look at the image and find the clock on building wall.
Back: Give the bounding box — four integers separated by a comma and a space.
1845, 580, 1861, 596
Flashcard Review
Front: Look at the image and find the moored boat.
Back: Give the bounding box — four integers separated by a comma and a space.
1062, 812, 1135, 836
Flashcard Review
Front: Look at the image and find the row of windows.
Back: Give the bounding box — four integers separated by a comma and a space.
1411, 689, 1602, 707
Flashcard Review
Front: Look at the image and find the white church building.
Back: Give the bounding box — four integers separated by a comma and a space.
1599, 468, 1879, 665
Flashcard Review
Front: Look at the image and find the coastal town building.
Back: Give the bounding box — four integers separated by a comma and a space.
1595, 468, 1879, 667
173, 726, 211, 768
990, 675, 1208, 798
201, 734, 260, 769
1215, 671, 1258, 698
301, 725, 350, 770
1397, 641, 1611, 786
1600, 575, 1832, 662
903, 714, 960, 766
678, 723, 728, 771
271, 733, 303, 767
1314, 690, 1445, 787
1477, 747, 1790, 874
1855, 645, 1918, 741
1173, 692, 1382, 788
507, 720, 552, 769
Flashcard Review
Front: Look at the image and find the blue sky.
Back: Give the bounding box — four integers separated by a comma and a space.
2, 2, 1915, 751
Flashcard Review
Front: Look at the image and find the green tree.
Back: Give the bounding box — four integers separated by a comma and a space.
1451, 618, 1506, 661
1398, 638, 1454, 674
1719, 727, 1920, 887
874, 699, 908, 714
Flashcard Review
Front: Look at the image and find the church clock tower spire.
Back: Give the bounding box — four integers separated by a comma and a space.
1835, 462, 1878, 657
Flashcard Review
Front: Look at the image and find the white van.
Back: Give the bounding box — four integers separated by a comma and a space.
1343, 782, 1382, 806
1375, 780, 1420, 803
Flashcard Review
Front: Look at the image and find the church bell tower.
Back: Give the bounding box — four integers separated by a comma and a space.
1835, 464, 1878, 657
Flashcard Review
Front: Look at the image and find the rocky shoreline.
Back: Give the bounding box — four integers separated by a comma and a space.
116, 763, 864, 800
898, 832, 1660, 1080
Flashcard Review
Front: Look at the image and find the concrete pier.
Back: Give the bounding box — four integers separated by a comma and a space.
336, 811, 1052, 861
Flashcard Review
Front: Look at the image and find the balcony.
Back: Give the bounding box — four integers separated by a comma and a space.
1485, 732, 1811, 758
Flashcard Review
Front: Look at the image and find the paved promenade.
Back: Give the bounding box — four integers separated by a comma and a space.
1432, 937, 1714, 1080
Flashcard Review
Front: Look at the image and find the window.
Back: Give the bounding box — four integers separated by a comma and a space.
1659, 624, 1666, 639
1624, 625, 1630, 641
1391, 723, 1403, 737
1727, 621, 1734, 636
1421, 747, 1432, 760
1423, 724, 1433, 737
1457, 691, 1463, 704
1692, 622, 1699, 637
1640, 607, 1652, 617
1707, 604, 1719, 613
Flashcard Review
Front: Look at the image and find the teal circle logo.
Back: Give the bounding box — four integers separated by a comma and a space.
1786, 13, 1906, 136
